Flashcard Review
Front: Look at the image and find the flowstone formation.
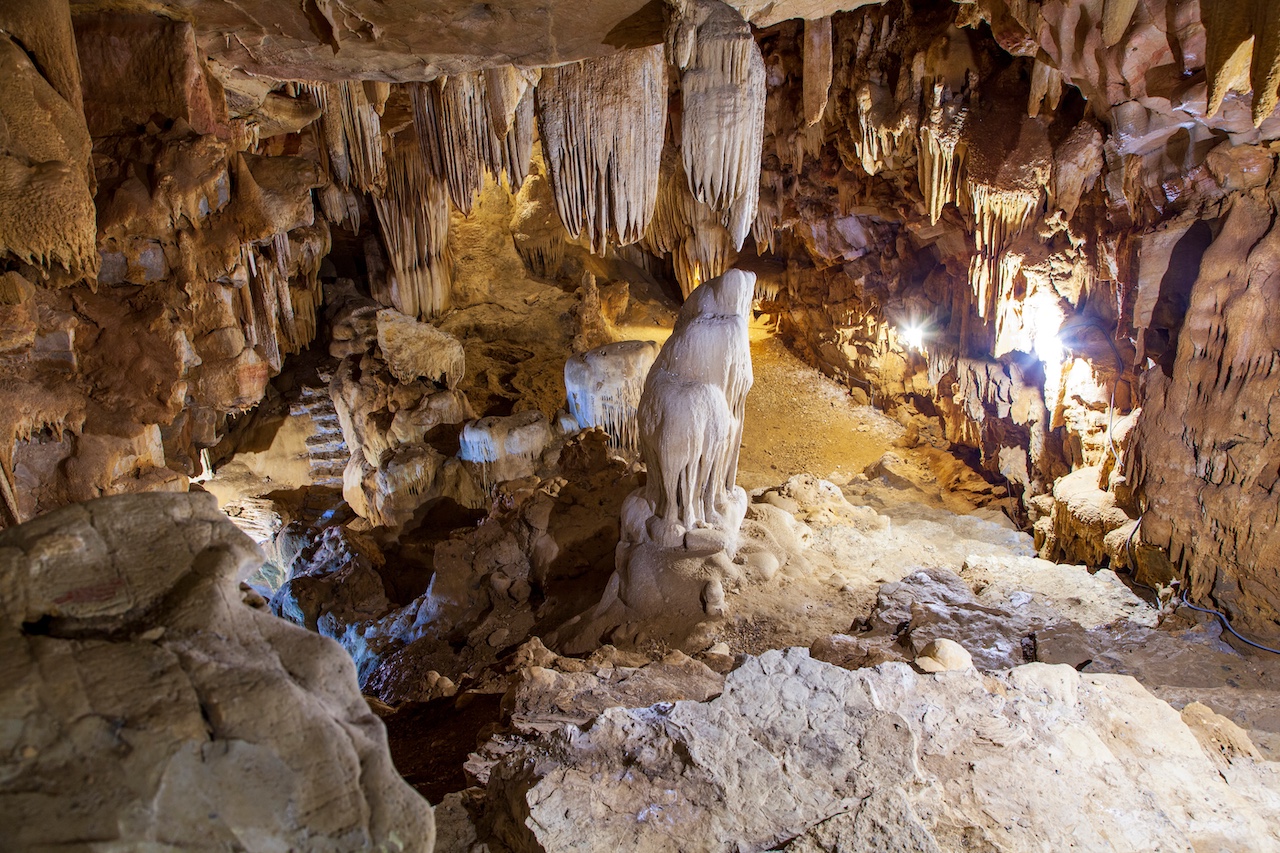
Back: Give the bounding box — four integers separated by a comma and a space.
566, 269, 755, 647
0, 492, 433, 851
563, 339, 660, 455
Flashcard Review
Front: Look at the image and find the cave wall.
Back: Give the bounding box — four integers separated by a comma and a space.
1, 3, 326, 525
741, 0, 1280, 636
2, 0, 1279, 637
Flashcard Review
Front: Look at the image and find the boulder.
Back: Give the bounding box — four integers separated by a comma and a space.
0, 492, 433, 851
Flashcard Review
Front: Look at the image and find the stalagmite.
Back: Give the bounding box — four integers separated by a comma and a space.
670, 0, 765, 248
459, 410, 553, 492
918, 84, 967, 225
803, 17, 833, 127
535, 45, 666, 254
635, 269, 754, 539
371, 137, 452, 319
645, 149, 739, 297
571, 269, 756, 642
564, 340, 660, 455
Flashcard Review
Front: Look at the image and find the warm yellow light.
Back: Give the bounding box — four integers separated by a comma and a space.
900, 324, 925, 351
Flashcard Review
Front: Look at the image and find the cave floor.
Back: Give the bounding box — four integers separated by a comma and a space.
738, 331, 899, 491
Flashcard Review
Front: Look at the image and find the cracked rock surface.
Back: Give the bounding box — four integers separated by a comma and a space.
476, 648, 1280, 853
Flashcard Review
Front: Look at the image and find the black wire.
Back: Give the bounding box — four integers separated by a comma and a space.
1178, 588, 1280, 655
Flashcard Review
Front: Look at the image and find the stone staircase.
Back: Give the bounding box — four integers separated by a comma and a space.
290, 369, 347, 489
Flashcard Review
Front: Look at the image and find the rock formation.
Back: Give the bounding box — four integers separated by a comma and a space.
478, 649, 1280, 853
6, 0, 1280, 844
564, 270, 754, 647
563, 339, 660, 455
0, 492, 433, 851
635, 269, 754, 542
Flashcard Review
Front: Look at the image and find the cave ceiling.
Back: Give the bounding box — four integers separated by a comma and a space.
66, 0, 882, 81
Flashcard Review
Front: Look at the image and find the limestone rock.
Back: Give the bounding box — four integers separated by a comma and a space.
479, 648, 1280, 852
913, 637, 972, 672
0, 492, 433, 851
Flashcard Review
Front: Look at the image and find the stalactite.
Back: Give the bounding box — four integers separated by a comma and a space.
752, 175, 784, 253
968, 183, 1040, 319
1101, 0, 1139, 47
239, 245, 282, 373
0, 452, 19, 530
425, 72, 489, 214
851, 83, 916, 177
300, 81, 383, 213
335, 81, 386, 193
645, 149, 738, 298
803, 17, 833, 127
671, 0, 765, 249
412, 69, 537, 213
1028, 58, 1064, 117
918, 83, 967, 225
318, 184, 361, 232
1202, 0, 1280, 125
535, 45, 666, 254
497, 84, 536, 192
409, 82, 445, 181
371, 138, 452, 319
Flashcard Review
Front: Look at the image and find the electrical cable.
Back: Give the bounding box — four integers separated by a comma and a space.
1177, 588, 1280, 655
1126, 512, 1280, 653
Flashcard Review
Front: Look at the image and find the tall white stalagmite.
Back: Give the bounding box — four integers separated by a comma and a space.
372, 138, 452, 319
636, 269, 754, 536
670, 0, 765, 250
535, 45, 667, 254
803, 17, 833, 127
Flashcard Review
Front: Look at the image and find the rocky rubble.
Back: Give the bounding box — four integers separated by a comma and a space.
0, 492, 432, 851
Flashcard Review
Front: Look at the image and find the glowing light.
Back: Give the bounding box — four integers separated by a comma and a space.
1034, 331, 1063, 370
900, 324, 925, 351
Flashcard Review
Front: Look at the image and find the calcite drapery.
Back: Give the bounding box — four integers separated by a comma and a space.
535, 45, 666, 254
644, 149, 740, 297
459, 410, 553, 492
670, 0, 766, 250
564, 340, 660, 455
371, 137, 453, 319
